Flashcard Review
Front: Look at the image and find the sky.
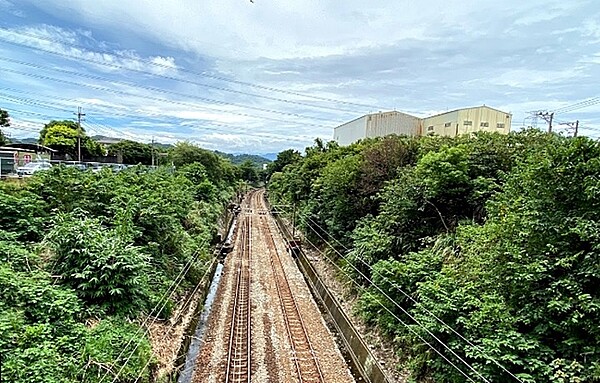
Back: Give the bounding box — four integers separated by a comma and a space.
0, 0, 599, 154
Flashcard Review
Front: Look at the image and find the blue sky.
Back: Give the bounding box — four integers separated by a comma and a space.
0, 0, 599, 153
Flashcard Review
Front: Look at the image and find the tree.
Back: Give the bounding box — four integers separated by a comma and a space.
266, 149, 301, 178
41, 124, 79, 158
44, 212, 150, 316
39, 120, 79, 144
169, 142, 237, 186
0, 108, 10, 146
40, 121, 102, 159
107, 140, 153, 165
239, 160, 259, 183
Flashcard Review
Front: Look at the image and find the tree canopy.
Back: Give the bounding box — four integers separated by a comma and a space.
0, 108, 10, 146
39, 120, 103, 159
107, 140, 154, 165
169, 141, 237, 188
268, 131, 600, 382
0, 153, 240, 382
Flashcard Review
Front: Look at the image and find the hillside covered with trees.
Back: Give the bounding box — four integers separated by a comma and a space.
268, 131, 600, 383
0, 143, 240, 382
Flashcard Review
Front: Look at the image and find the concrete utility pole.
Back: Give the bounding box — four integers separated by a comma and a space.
74, 107, 86, 162
537, 111, 554, 133
151, 136, 155, 166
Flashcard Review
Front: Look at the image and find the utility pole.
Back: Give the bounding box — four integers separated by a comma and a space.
537, 111, 554, 133
151, 136, 155, 166
74, 107, 86, 162
565, 120, 579, 137
292, 203, 297, 238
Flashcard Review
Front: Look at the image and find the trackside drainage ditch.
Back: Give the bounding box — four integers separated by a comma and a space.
177, 262, 225, 383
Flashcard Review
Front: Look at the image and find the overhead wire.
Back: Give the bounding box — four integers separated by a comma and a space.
105, 224, 235, 383
0, 29, 391, 111
0, 66, 333, 129
0, 57, 342, 123
273, 205, 482, 382
0, 90, 326, 145
272, 205, 490, 381
0, 38, 363, 115
552, 97, 600, 115
95, 239, 219, 383
293, 210, 525, 382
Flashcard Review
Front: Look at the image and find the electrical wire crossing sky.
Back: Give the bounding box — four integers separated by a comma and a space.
1, 0, 599, 153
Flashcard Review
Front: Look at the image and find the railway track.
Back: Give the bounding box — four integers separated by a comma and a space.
257, 192, 325, 383
225, 210, 252, 383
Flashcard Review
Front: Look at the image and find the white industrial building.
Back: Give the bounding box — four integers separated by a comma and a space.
334, 105, 512, 145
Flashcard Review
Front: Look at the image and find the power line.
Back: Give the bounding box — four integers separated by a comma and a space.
0, 29, 391, 111
0, 57, 342, 123
553, 97, 600, 115
0, 66, 334, 129
0, 91, 324, 144
0, 40, 361, 115
296, 211, 524, 382
275, 206, 493, 382
0, 67, 330, 129
103, 231, 234, 383
274, 207, 482, 382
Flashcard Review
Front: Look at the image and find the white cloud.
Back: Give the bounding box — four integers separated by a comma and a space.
488, 68, 586, 88
0, 25, 178, 75
2, 0, 600, 151
14, 0, 537, 60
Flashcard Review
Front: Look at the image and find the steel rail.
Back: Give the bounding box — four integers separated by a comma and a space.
257, 193, 325, 383
225, 202, 252, 383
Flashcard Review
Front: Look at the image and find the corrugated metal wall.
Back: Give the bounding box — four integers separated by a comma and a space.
419, 106, 512, 137
335, 106, 512, 145
366, 111, 421, 138
334, 116, 368, 146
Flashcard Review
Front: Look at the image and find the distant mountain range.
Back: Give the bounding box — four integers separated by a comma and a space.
11, 137, 38, 145
214, 151, 272, 166
258, 153, 278, 161
12, 135, 273, 165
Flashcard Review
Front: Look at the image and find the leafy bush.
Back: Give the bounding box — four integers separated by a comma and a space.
44, 212, 150, 316
81, 318, 155, 382
0, 144, 237, 382
270, 131, 600, 382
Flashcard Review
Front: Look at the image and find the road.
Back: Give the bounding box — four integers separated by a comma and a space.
191, 189, 355, 383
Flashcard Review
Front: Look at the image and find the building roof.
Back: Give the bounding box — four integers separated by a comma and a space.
335, 110, 420, 129
1, 143, 57, 153
0, 146, 35, 153
424, 105, 512, 119
335, 105, 511, 129
93, 136, 124, 145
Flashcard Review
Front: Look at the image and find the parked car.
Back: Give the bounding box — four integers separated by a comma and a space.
111, 164, 128, 172
17, 161, 52, 177
64, 163, 88, 171
87, 162, 105, 173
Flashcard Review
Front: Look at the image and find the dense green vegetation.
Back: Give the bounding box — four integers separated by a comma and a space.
40, 120, 104, 159
214, 150, 271, 167
268, 131, 600, 383
0, 144, 239, 382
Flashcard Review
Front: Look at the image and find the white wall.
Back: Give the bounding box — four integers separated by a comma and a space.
334, 116, 368, 146
366, 111, 421, 138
